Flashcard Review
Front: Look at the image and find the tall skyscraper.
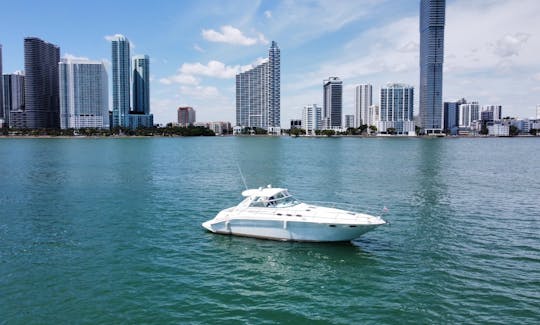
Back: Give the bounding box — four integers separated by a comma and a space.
59, 58, 109, 129
24, 37, 60, 129
323, 77, 342, 128
379, 83, 415, 135
0, 44, 4, 126
235, 41, 280, 133
177, 106, 196, 126
111, 35, 130, 128
132, 55, 150, 115
302, 104, 322, 135
268, 41, 280, 134
128, 54, 153, 128
419, 0, 445, 134
3, 73, 25, 128
355, 84, 372, 127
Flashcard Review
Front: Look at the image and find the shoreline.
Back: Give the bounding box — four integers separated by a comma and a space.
1, 134, 537, 139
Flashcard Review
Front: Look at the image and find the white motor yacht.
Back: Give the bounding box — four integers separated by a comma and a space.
202, 185, 386, 242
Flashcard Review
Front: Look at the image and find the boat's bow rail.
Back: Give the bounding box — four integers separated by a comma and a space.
300, 200, 387, 217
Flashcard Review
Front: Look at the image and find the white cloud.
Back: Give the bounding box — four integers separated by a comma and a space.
264, 0, 384, 44
202, 25, 267, 46
492, 33, 530, 58
180, 85, 220, 98
257, 33, 269, 45
264, 10, 272, 19
159, 74, 199, 85
181, 60, 241, 78
193, 44, 205, 53
62, 53, 90, 61
160, 58, 267, 86
104, 34, 124, 41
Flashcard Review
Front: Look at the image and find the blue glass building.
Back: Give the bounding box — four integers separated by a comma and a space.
111, 35, 130, 128
419, 0, 445, 134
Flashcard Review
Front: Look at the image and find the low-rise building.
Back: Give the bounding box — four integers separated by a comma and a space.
488, 122, 509, 136
290, 119, 302, 130
344, 115, 355, 129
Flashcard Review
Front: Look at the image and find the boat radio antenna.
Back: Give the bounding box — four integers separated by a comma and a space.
236, 162, 248, 190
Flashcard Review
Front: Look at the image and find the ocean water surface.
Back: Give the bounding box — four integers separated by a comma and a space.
0, 137, 539, 324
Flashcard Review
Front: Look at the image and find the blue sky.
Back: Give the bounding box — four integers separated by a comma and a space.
2, 0, 539, 124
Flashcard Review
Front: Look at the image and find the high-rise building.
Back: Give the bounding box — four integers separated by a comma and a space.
177, 106, 196, 126
268, 41, 280, 134
419, 0, 445, 134
132, 55, 150, 115
3, 73, 25, 128
302, 104, 322, 135
129, 54, 153, 128
24, 37, 60, 129
59, 58, 109, 129
111, 35, 130, 128
345, 115, 355, 129
323, 77, 342, 128
378, 83, 415, 135
458, 101, 480, 128
235, 41, 280, 134
0, 44, 3, 126
355, 84, 372, 127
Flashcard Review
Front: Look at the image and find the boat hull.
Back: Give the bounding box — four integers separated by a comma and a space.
202, 218, 381, 242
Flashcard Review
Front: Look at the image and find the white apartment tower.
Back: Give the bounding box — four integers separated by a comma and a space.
59, 58, 109, 129
378, 83, 415, 135
235, 41, 280, 134
367, 104, 380, 127
302, 104, 322, 135
459, 102, 480, 127
355, 84, 372, 127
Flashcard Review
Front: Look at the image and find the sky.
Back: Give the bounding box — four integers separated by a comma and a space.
1, 0, 539, 125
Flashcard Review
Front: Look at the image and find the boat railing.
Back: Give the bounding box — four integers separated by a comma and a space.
300, 200, 384, 216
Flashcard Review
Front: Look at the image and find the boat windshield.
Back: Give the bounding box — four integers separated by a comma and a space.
248, 192, 300, 208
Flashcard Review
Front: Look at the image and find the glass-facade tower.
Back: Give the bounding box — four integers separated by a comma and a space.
268, 41, 280, 133
111, 35, 130, 127
0, 44, 3, 126
24, 37, 60, 129
419, 0, 445, 134
4, 73, 25, 128
132, 55, 150, 115
323, 77, 342, 128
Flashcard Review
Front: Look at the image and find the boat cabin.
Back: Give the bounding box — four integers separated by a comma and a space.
240, 185, 300, 208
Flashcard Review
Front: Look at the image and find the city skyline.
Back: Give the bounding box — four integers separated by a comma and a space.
1, 0, 539, 125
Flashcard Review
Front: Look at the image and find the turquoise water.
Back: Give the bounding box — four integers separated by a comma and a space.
0, 137, 539, 324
